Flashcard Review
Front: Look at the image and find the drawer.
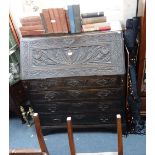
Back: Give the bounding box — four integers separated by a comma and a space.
39, 113, 120, 126
25, 75, 125, 91
31, 100, 124, 114
29, 88, 124, 101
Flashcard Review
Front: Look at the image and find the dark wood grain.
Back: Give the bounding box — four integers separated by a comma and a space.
25, 75, 125, 91
21, 74, 126, 134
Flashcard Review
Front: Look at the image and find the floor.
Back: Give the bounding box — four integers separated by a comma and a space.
9, 117, 146, 155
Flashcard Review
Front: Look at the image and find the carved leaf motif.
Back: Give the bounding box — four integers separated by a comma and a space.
68, 90, 81, 98
44, 92, 57, 101
39, 81, 52, 89
31, 45, 111, 66
96, 79, 109, 86
65, 79, 81, 87
97, 90, 112, 98
96, 78, 117, 86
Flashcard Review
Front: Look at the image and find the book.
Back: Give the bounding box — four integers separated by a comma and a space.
20, 30, 45, 36
19, 25, 44, 31
42, 9, 53, 33
21, 21, 42, 26
58, 8, 68, 33
82, 22, 110, 32
81, 12, 104, 18
53, 8, 63, 33
67, 5, 76, 33
20, 16, 41, 23
82, 16, 107, 25
65, 10, 71, 33
48, 8, 57, 33
73, 5, 81, 33
40, 13, 48, 33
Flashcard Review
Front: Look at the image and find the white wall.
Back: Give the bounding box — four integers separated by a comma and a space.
10, 0, 138, 36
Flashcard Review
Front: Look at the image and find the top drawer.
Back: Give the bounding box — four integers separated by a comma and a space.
23, 75, 125, 91
20, 31, 125, 80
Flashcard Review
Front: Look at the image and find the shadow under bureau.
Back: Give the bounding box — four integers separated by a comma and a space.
20, 31, 126, 134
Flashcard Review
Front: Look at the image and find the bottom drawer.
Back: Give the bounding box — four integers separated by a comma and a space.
39, 113, 123, 126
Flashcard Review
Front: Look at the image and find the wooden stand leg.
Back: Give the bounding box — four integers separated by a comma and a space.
33, 113, 49, 155
117, 114, 123, 155
67, 117, 76, 155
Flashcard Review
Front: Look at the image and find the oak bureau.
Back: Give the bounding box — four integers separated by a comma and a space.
20, 31, 126, 134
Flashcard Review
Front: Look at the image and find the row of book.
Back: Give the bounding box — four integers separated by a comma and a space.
19, 5, 81, 36
19, 5, 111, 37
81, 12, 111, 32
20, 8, 70, 36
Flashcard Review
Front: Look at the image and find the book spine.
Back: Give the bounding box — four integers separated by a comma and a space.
82, 22, 110, 32
73, 5, 81, 33
20, 30, 45, 36
48, 9, 57, 33
98, 26, 111, 31
65, 10, 71, 33
20, 16, 41, 23
53, 8, 63, 33
82, 22, 110, 29
21, 21, 42, 26
19, 25, 44, 31
81, 12, 104, 18
82, 16, 107, 25
40, 13, 48, 33
42, 9, 53, 33
58, 8, 68, 33
67, 5, 76, 33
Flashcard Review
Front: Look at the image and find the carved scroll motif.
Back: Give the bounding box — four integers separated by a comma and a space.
44, 92, 57, 101
20, 32, 125, 80
96, 78, 117, 86
31, 45, 111, 66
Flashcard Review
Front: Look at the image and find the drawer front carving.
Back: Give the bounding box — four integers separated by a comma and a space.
25, 75, 125, 91
39, 113, 118, 126
20, 31, 125, 80
31, 100, 123, 114
29, 88, 124, 101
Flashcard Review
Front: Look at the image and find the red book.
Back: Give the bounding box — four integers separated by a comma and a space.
99, 26, 111, 31
19, 25, 44, 31
20, 16, 41, 23
21, 21, 42, 26
20, 30, 45, 37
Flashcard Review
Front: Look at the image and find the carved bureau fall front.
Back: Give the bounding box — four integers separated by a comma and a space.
20, 31, 126, 134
